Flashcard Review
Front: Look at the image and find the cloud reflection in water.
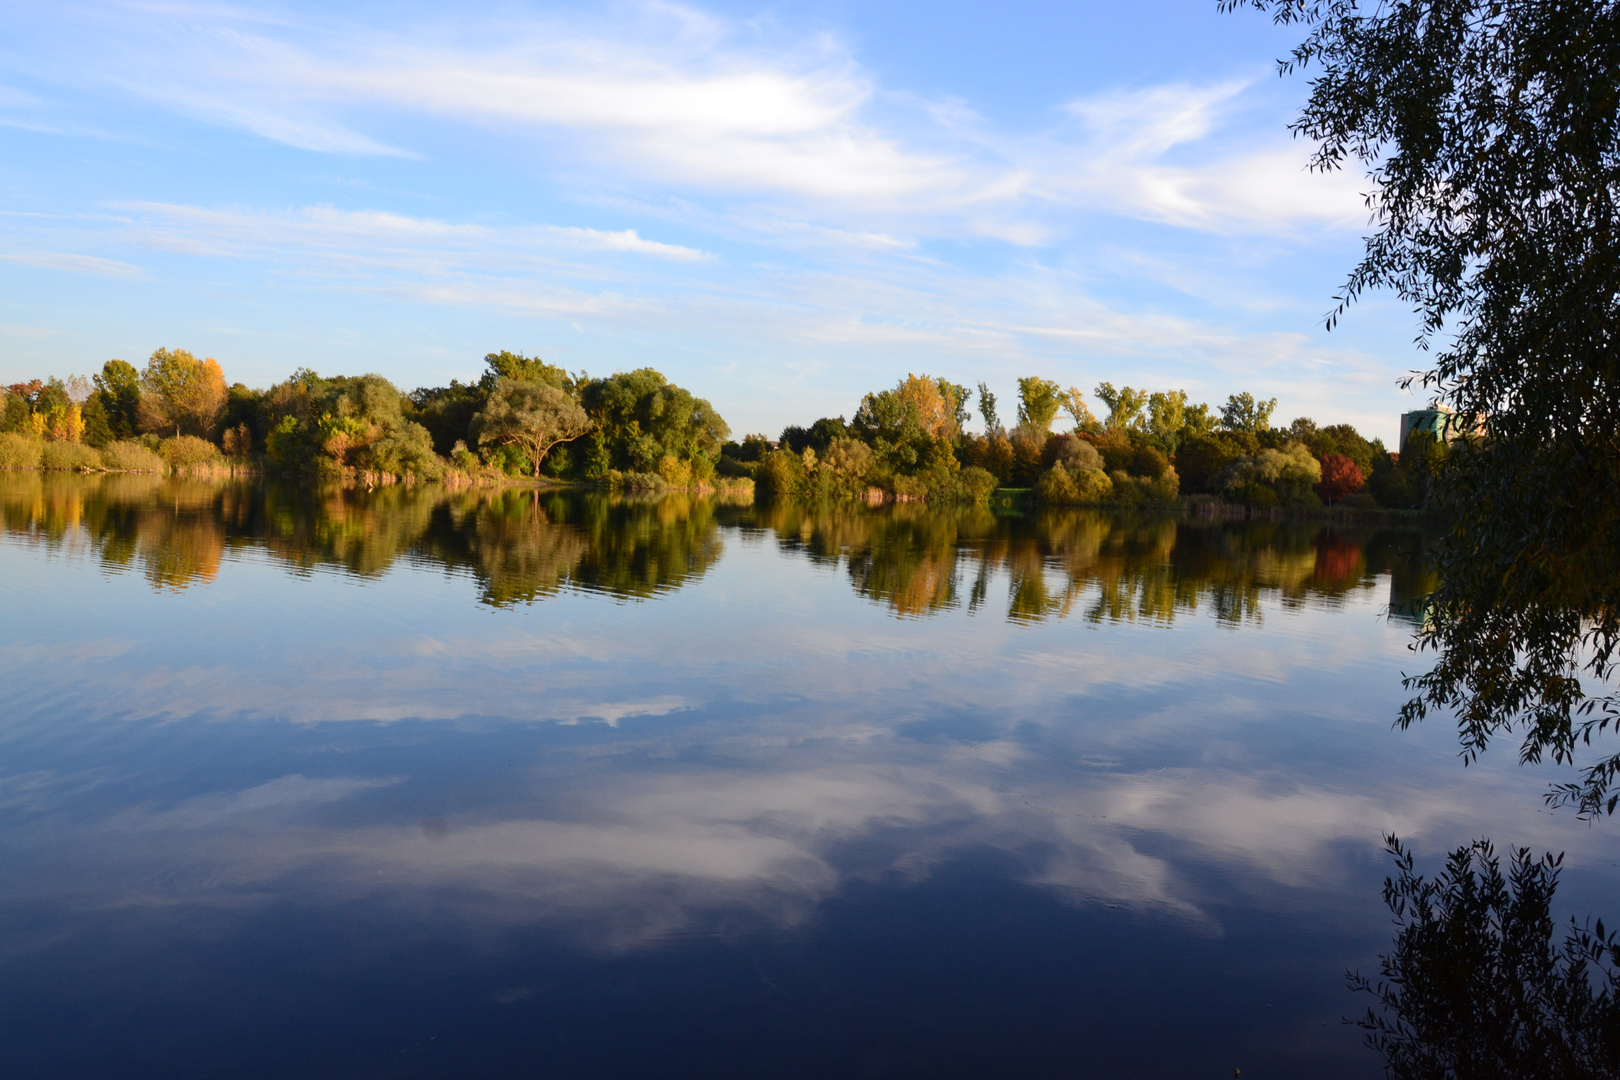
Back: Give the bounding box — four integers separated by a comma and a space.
0, 476, 1595, 959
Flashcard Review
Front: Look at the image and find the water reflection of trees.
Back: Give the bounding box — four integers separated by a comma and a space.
423, 491, 727, 605
426, 490, 587, 606
0, 475, 729, 605
749, 500, 1434, 624
0, 475, 1436, 620
755, 501, 986, 618
1351, 837, 1620, 1079
0, 473, 231, 590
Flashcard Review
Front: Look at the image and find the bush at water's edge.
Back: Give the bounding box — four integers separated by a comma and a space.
41, 442, 102, 470
99, 440, 166, 472
0, 433, 43, 469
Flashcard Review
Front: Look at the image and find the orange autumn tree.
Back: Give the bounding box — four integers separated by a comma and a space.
894, 374, 966, 441
1317, 453, 1366, 503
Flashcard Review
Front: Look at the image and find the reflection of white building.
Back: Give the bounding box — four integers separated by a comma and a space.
1399, 406, 1467, 447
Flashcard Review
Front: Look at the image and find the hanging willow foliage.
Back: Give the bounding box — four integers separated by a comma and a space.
1224, 0, 1620, 815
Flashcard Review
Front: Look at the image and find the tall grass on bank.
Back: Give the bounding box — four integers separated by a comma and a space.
0, 433, 42, 469
0, 434, 215, 474
98, 441, 166, 472
599, 469, 755, 499
160, 433, 257, 479
40, 442, 103, 470
159, 435, 220, 468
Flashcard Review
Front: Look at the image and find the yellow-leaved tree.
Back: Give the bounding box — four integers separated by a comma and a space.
45, 404, 84, 442
893, 374, 968, 441
137, 348, 226, 438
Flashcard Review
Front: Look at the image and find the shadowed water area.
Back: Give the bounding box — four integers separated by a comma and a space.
2, 474, 1614, 1078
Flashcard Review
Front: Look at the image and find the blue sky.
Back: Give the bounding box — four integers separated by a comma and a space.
0, 0, 1429, 441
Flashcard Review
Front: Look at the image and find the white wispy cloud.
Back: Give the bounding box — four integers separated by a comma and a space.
0, 1, 1412, 437
38, 197, 1351, 375
0, 323, 75, 339
111, 202, 711, 262
0, 249, 148, 278
7, 2, 1364, 239
0, 81, 45, 108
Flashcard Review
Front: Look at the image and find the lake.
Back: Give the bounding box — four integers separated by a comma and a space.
1, 473, 1613, 1078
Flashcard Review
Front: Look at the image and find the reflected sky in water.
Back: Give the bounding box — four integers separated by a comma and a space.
1, 475, 1613, 1079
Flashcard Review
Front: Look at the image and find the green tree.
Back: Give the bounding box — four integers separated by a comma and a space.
780, 416, 849, 454
847, 376, 973, 496
478, 350, 581, 395
92, 360, 141, 439
473, 378, 593, 478
260, 370, 442, 478
584, 430, 612, 478
1143, 390, 1188, 451
80, 395, 114, 447
1174, 432, 1249, 494
579, 368, 729, 474
1016, 376, 1063, 432
1094, 382, 1150, 431
722, 433, 772, 463
410, 380, 485, 456
219, 383, 262, 454
852, 381, 934, 473
819, 436, 875, 489
1183, 401, 1216, 440
0, 383, 33, 433
1213, 444, 1322, 509
365, 420, 442, 478
976, 381, 1002, 436
937, 379, 973, 435
1227, 0, 1620, 813
1219, 392, 1277, 434
409, 353, 581, 460
807, 415, 850, 451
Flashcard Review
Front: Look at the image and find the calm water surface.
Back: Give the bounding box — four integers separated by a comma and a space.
1, 474, 1614, 1078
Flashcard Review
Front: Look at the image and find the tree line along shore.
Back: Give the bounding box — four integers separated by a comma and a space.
2, 349, 1445, 511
